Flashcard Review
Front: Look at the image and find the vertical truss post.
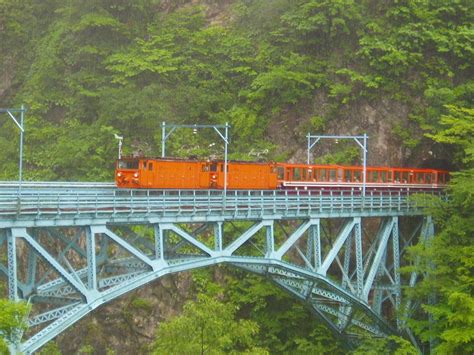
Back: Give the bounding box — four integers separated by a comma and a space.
309, 222, 321, 269
154, 224, 164, 260
354, 218, 364, 296
265, 222, 274, 258
214, 222, 223, 252
26, 246, 37, 292
342, 234, 352, 290
392, 218, 401, 329
86, 227, 97, 291
6, 229, 18, 301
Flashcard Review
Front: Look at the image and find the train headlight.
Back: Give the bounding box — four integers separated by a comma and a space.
117, 172, 122, 177
133, 172, 139, 178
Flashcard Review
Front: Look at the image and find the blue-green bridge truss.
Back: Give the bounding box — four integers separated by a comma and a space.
0, 182, 439, 353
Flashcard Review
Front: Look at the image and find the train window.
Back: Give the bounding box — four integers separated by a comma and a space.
426, 174, 432, 183
329, 169, 336, 182
371, 171, 379, 182
303, 168, 307, 180
387, 171, 393, 182
416, 173, 424, 183
210, 163, 217, 172
277, 167, 284, 179
320, 169, 327, 181
354, 170, 361, 182
307, 169, 313, 180
202, 165, 209, 172
394, 171, 401, 183
148, 163, 153, 171
402, 172, 409, 183
118, 160, 139, 169
381, 171, 387, 182
143, 161, 147, 169
220, 164, 228, 172
345, 170, 352, 182
294, 168, 301, 181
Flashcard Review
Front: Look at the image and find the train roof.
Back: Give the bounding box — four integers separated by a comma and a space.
117, 156, 274, 165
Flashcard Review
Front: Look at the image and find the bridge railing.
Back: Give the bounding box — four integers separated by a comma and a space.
0, 186, 445, 220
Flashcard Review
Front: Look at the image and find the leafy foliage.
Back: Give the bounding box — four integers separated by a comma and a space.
152, 292, 267, 354
405, 106, 474, 353
0, 300, 30, 353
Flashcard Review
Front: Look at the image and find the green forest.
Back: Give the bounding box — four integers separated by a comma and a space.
0, 0, 473, 353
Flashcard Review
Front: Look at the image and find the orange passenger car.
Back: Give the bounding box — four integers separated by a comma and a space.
276, 163, 449, 189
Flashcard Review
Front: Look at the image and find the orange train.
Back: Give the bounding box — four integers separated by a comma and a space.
115, 157, 449, 191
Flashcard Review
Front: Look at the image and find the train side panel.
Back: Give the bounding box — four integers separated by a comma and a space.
117, 158, 210, 189
214, 162, 278, 190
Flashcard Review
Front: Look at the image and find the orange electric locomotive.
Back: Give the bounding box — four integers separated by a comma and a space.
115, 156, 449, 191
116, 157, 278, 190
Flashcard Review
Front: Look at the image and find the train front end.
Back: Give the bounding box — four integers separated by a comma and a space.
115, 158, 142, 188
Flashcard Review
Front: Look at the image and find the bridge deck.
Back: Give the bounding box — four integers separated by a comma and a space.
0, 182, 442, 227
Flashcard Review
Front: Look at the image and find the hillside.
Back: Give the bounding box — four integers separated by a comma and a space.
0, 0, 472, 353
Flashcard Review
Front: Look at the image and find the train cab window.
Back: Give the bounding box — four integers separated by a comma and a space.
220, 164, 228, 172
118, 160, 139, 169
329, 169, 336, 182
277, 167, 284, 180
210, 163, 217, 172
293, 168, 301, 181
148, 162, 153, 171
320, 169, 327, 181
143, 161, 147, 169
202, 164, 209, 172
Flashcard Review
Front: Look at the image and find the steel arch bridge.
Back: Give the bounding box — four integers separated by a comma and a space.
0, 182, 439, 353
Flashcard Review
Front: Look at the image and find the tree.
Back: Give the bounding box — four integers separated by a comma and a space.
152, 293, 267, 354
0, 299, 30, 353
406, 106, 474, 353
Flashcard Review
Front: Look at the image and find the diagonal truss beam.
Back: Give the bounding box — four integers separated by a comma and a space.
224, 220, 272, 255
318, 218, 358, 276
274, 219, 319, 259
161, 223, 215, 256
363, 217, 396, 300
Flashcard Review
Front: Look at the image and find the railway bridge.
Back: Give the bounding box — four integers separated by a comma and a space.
0, 182, 440, 353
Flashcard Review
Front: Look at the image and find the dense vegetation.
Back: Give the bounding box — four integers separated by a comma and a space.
0, 0, 472, 353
